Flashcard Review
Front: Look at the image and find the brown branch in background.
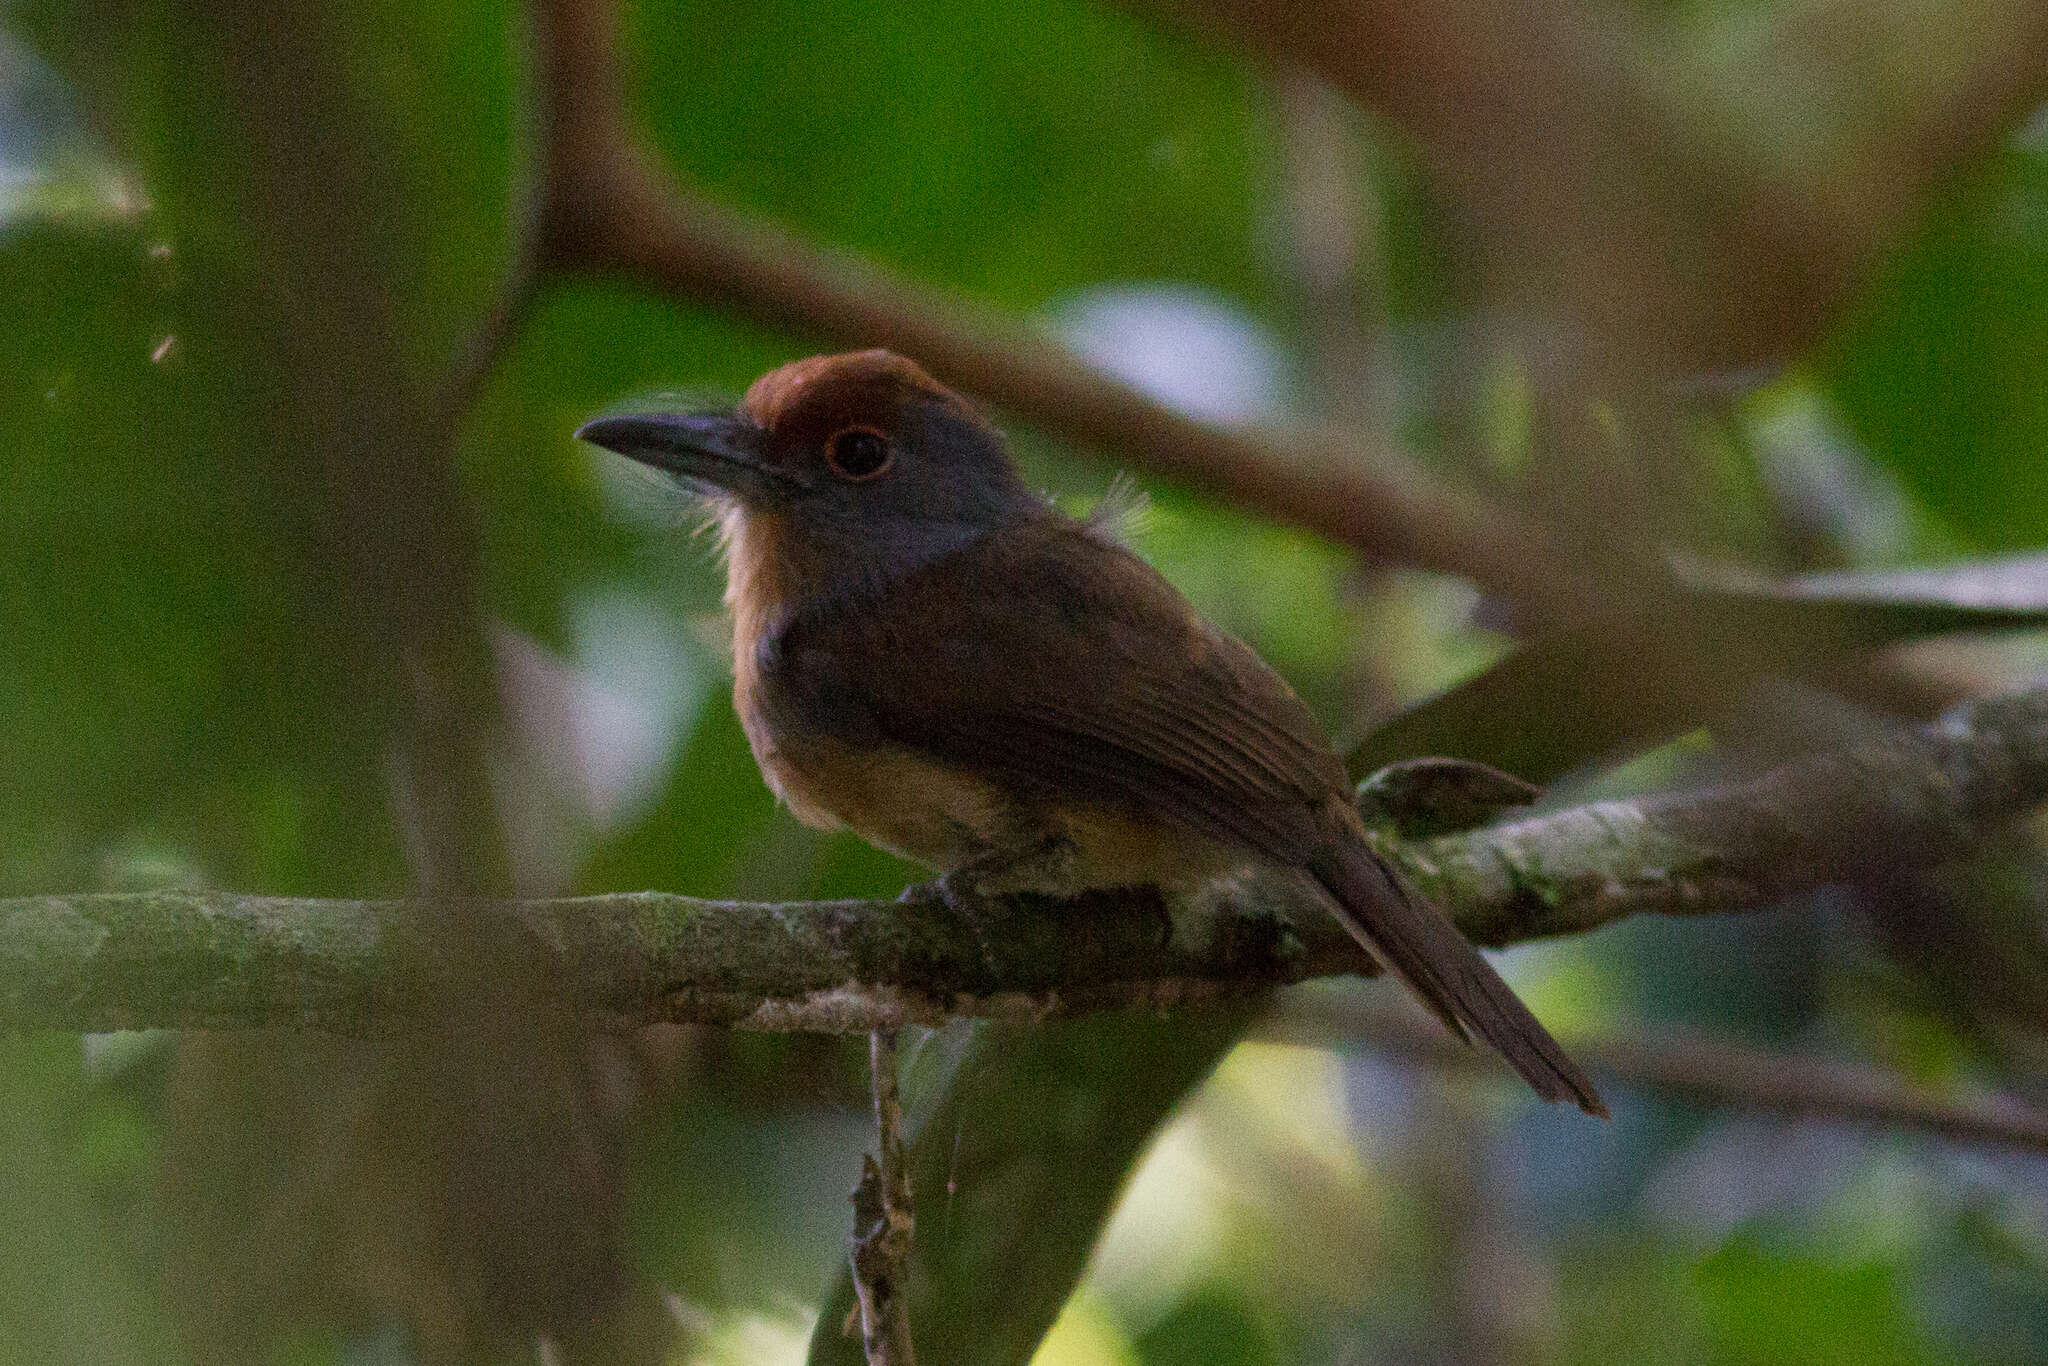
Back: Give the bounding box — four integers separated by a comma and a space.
150, 6, 652, 1362
1269, 995, 2048, 1158
521, 0, 2048, 590
1159, 0, 2048, 379
1758, 0, 2048, 320
849, 1031, 917, 1366
522, 0, 1566, 605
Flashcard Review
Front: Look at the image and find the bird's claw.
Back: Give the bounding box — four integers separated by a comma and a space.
897, 872, 984, 914
898, 873, 1003, 978
897, 879, 944, 906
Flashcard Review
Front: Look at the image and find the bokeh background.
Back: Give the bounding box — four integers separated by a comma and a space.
5, 0, 2048, 1363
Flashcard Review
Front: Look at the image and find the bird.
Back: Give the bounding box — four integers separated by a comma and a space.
576, 350, 1605, 1116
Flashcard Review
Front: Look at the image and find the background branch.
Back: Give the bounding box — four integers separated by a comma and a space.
525, 0, 1569, 604
1266, 995, 2048, 1157
1161, 0, 2048, 377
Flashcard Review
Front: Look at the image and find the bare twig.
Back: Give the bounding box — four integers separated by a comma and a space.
1270, 994, 2048, 1157
849, 1031, 917, 1366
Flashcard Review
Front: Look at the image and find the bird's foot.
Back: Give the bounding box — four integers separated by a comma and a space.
896, 871, 987, 914
898, 872, 1008, 980
895, 868, 968, 910
897, 878, 946, 907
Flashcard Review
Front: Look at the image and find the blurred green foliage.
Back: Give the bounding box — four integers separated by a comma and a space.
1824, 122, 2048, 553
1, 0, 2047, 1364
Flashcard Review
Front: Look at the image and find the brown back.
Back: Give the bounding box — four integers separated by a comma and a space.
752, 512, 1350, 863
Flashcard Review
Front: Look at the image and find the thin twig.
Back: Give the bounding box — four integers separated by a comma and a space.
1269, 993, 2048, 1158
850, 1030, 916, 1366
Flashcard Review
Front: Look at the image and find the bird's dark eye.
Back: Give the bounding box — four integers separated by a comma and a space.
824, 426, 893, 480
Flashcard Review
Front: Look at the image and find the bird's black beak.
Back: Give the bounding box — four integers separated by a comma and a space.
574, 411, 797, 502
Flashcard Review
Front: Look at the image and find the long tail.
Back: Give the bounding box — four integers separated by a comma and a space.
1306, 835, 1608, 1118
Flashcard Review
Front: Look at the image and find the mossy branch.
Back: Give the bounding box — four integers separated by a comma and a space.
5, 687, 2047, 1036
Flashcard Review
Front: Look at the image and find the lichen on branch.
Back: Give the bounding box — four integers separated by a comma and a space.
4, 687, 2046, 1037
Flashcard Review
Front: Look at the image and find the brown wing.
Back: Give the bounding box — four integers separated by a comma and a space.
757, 515, 1348, 863
760, 515, 1608, 1115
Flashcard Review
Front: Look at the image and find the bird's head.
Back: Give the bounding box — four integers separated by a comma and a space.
576, 351, 1040, 558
